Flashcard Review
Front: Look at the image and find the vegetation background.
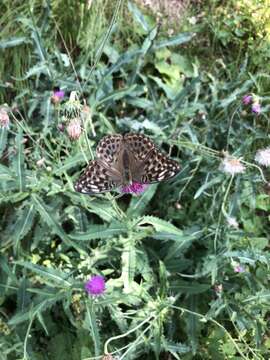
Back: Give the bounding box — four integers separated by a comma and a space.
0, 0, 270, 359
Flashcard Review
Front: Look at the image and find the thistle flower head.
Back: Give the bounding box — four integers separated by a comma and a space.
51, 89, 65, 104
255, 148, 270, 167
85, 275, 105, 296
0, 107, 10, 128
242, 94, 252, 105
220, 155, 246, 175
251, 102, 261, 114
67, 118, 82, 140
121, 182, 148, 195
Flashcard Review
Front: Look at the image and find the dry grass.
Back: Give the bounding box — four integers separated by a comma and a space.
134, 0, 191, 24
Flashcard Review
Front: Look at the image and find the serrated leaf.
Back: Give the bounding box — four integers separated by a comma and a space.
9, 290, 65, 325
0, 164, 14, 182
31, 194, 75, 247
121, 238, 136, 293
12, 204, 36, 249
15, 62, 50, 80
84, 302, 101, 357
15, 261, 72, 286
70, 222, 126, 240
162, 339, 190, 354
138, 215, 182, 235
185, 296, 199, 354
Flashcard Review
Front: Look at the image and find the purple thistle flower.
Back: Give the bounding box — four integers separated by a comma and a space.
121, 182, 148, 195
85, 275, 105, 296
242, 95, 252, 105
54, 90, 65, 98
251, 102, 261, 114
51, 89, 65, 104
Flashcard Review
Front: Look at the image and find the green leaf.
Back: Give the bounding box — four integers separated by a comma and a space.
15, 261, 73, 286
84, 302, 101, 357
9, 290, 65, 325
127, 184, 158, 217
153, 32, 195, 49
12, 204, 36, 249
31, 194, 74, 246
0, 164, 14, 182
162, 339, 190, 354
96, 86, 137, 106
185, 296, 199, 354
170, 280, 210, 294
0, 36, 31, 49
128, 1, 151, 33
121, 237, 136, 293
70, 222, 126, 240
194, 176, 223, 199
14, 128, 25, 192
0, 127, 8, 158
138, 215, 182, 235
55, 153, 86, 175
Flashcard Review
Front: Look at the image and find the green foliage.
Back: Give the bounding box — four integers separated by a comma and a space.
0, 0, 270, 359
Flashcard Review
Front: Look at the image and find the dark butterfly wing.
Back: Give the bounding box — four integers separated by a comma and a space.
74, 160, 119, 194
124, 133, 156, 161
137, 148, 180, 184
96, 134, 123, 163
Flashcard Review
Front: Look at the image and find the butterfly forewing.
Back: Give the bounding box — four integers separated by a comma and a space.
96, 134, 123, 163
74, 160, 119, 194
124, 133, 155, 161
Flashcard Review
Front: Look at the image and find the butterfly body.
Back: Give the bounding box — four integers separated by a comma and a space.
74, 133, 180, 194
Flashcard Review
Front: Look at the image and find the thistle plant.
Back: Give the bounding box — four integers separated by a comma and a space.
0, 1, 270, 359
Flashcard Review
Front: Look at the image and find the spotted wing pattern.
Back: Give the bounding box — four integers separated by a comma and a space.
74, 132, 180, 195
74, 160, 119, 194
138, 148, 180, 184
124, 133, 156, 161
96, 134, 123, 163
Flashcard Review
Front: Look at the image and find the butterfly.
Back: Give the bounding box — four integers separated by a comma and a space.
74, 133, 180, 194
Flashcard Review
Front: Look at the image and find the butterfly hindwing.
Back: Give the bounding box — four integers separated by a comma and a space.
139, 148, 180, 184
96, 134, 123, 163
74, 160, 118, 194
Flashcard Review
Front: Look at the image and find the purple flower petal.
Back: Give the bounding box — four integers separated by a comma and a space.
121, 182, 148, 195
85, 275, 105, 296
54, 90, 65, 99
242, 95, 252, 105
251, 102, 261, 114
